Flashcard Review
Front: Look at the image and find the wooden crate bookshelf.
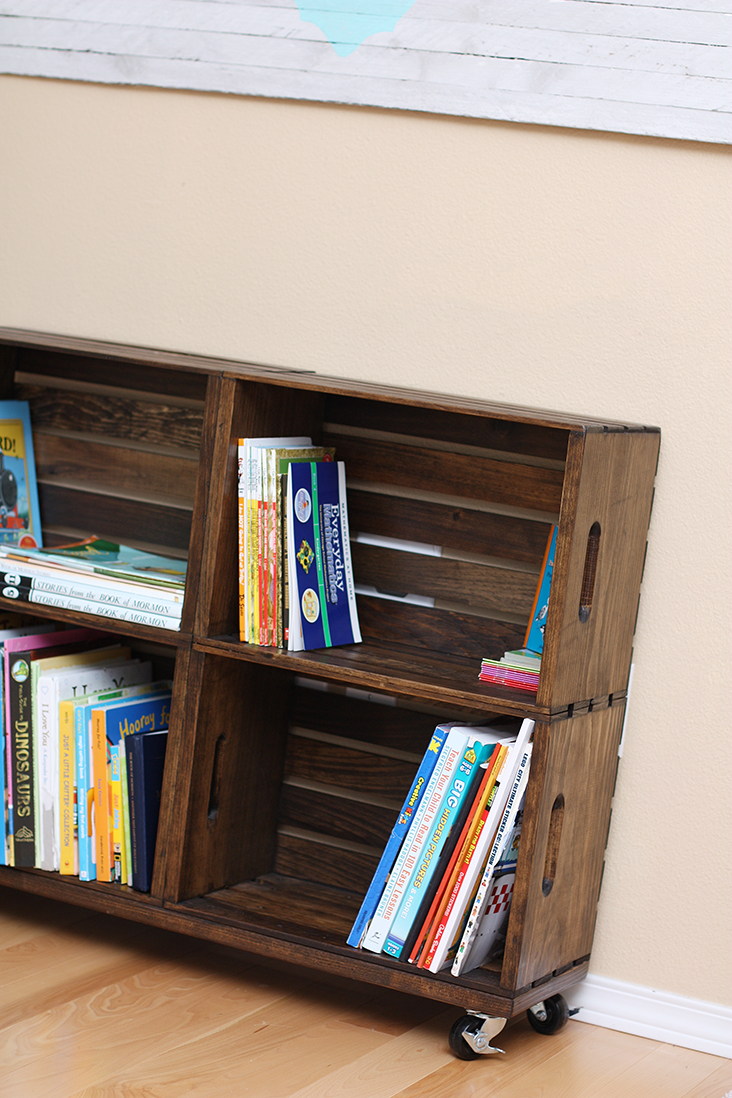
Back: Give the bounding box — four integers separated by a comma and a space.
0, 328, 659, 1035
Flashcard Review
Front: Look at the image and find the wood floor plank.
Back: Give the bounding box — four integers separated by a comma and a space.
284, 1009, 459, 1098
0, 893, 728, 1098
0, 953, 308, 1098
589, 1039, 732, 1098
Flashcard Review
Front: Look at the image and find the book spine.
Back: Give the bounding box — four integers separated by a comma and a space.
8, 650, 36, 867
452, 747, 533, 976
92, 710, 113, 882
119, 744, 133, 886
0, 659, 5, 866
110, 744, 124, 884
346, 725, 449, 949
382, 744, 483, 959
76, 704, 95, 882
237, 441, 247, 642
23, 591, 181, 631
360, 728, 467, 953
58, 699, 76, 875
0, 568, 184, 606
35, 674, 58, 870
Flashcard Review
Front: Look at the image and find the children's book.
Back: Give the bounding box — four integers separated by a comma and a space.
58, 660, 152, 876
3, 627, 108, 867
347, 722, 450, 949
0, 537, 187, 590
238, 437, 310, 644
524, 525, 558, 655
74, 679, 169, 881
360, 723, 497, 954
0, 401, 43, 550
91, 691, 172, 882
451, 742, 534, 975
125, 728, 169, 892
33, 643, 130, 870
0, 621, 56, 865
421, 719, 534, 973
413, 742, 508, 969
286, 461, 361, 652
381, 735, 499, 960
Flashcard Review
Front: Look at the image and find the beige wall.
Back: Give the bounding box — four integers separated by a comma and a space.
2, 75, 731, 1006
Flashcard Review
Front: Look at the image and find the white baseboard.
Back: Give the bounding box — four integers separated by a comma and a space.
564, 974, 732, 1058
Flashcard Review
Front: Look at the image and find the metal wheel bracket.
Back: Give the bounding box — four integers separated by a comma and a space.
462, 1011, 507, 1055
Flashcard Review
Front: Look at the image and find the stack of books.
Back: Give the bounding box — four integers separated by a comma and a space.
0, 538, 186, 631
238, 436, 361, 651
1, 623, 171, 890
479, 649, 541, 691
347, 716, 534, 977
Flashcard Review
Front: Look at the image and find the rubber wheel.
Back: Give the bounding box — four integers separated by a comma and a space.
448, 1015, 482, 1060
527, 994, 570, 1035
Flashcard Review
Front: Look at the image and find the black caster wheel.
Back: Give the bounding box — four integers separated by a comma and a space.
527, 993, 571, 1035
448, 1015, 482, 1060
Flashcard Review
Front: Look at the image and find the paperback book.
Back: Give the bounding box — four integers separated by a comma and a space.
286, 461, 361, 651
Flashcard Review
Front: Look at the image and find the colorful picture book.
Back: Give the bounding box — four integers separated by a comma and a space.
351, 717, 534, 977
1, 625, 172, 890
0, 401, 43, 551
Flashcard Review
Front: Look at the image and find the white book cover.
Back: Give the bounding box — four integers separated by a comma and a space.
424, 718, 534, 973
361, 724, 477, 954
37, 657, 151, 871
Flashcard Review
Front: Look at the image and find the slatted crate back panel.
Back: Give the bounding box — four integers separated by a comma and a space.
320, 395, 569, 662
13, 349, 207, 556
273, 679, 459, 895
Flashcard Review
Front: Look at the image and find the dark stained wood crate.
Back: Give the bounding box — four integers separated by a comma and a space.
0, 328, 659, 1031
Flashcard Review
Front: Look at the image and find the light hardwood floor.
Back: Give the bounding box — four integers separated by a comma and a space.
1, 885, 730, 1098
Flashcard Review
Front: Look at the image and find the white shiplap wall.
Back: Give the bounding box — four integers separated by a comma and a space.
0, 1, 730, 143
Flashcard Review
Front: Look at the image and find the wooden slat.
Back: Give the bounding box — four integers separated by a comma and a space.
351, 542, 537, 618
290, 686, 447, 754
324, 393, 570, 463
348, 488, 553, 565
284, 735, 418, 801
273, 832, 379, 896
15, 347, 209, 401
324, 432, 565, 514
33, 433, 198, 508
357, 594, 525, 660
279, 785, 397, 850
19, 383, 203, 450
37, 484, 193, 554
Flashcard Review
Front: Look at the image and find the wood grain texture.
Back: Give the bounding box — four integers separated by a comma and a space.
0, 3, 730, 143
2, 892, 730, 1098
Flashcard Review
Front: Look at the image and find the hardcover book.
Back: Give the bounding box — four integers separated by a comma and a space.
125, 728, 169, 892
0, 401, 43, 550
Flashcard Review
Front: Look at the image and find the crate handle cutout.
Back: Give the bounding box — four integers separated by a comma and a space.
579, 523, 601, 623
542, 794, 565, 896
207, 734, 227, 822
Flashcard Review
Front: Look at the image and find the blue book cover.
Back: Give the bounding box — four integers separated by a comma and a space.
382, 739, 494, 959
347, 723, 450, 948
524, 524, 558, 655
0, 401, 43, 550
125, 729, 169, 892
75, 682, 171, 881
288, 461, 361, 650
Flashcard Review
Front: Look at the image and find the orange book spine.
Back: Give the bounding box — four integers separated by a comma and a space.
91, 710, 113, 882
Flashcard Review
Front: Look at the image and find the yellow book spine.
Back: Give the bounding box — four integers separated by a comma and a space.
58, 699, 77, 875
